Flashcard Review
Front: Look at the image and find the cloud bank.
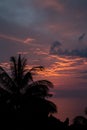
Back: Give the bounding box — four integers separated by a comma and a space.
50, 40, 87, 58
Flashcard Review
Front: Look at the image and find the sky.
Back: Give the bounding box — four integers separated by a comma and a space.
0, 0, 87, 98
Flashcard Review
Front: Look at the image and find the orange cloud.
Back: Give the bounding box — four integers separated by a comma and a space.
34, 55, 86, 80
0, 34, 34, 44
17, 51, 29, 55
24, 38, 35, 44
0, 62, 10, 71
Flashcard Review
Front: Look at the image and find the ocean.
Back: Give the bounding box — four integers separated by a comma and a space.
50, 97, 87, 124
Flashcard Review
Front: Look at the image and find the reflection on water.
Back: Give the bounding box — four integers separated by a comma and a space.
50, 97, 87, 124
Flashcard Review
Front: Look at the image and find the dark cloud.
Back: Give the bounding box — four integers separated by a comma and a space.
50, 41, 61, 54
77, 75, 87, 79
54, 89, 87, 98
0, 16, 33, 38
65, 0, 87, 11
0, 0, 87, 45
77, 70, 87, 74
78, 33, 86, 41
0, 17, 38, 62
0, 16, 56, 48
69, 48, 87, 57
0, 38, 30, 62
0, 0, 52, 26
50, 41, 87, 58
76, 70, 87, 79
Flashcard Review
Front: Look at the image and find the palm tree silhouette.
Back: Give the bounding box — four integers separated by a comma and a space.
0, 54, 57, 123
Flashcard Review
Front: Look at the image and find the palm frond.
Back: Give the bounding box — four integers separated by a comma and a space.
17, 55, 23, 86
18, 54, 22, 77
18, 54, 26, 77
10, 55, 27, 86
0, 66, 17, 93
21, 57, 27, 73
30, 84, 52, 98
47, 100, 57, 113
21, 72, 33, 89
44, 99, 57, 113
32, 80, 54, 88
25, 80, 54, 98
33, 98, 57, 114
10, 56, 17, 80
30, 66, 44, 74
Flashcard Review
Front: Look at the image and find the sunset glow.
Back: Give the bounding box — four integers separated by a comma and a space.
0, 0, 87, 123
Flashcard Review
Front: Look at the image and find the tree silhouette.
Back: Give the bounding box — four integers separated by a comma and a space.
0, 54, 57, 124
69, 115, 87, 130
84, 107, 87, 116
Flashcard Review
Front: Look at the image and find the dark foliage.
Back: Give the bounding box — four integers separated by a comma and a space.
0, 55, 57, 129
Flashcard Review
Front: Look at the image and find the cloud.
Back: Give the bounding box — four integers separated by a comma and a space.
17, 51, 29, 55
76, 70, 87, 79
0, 34, 34, 44
0, 62, 10, 70
50, 41, 87, 58
78, 33, 86, 41
50, 41, 62, 54
77, 75, 87, 79
0, 0, 87, 47
54, 89, 87, 98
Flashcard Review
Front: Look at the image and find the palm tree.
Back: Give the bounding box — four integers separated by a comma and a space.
0, 54, 57, 121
